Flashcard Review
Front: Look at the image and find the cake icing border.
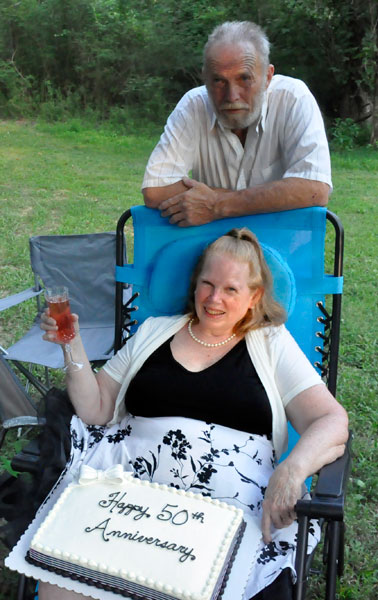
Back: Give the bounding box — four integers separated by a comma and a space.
29, 471, 246, 600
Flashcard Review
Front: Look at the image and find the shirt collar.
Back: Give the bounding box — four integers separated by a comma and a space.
260, 93, 268, 131
208, 95, 218, 131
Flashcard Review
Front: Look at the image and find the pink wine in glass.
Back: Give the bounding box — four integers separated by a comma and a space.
44, 286, 83, 371
47, 296, 75, 343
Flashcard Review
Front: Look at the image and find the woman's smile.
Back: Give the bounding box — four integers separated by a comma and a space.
204, 307, 225, 316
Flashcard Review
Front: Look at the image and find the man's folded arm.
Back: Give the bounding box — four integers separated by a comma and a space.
214, 177, 329, 218
143, 176, 330, 227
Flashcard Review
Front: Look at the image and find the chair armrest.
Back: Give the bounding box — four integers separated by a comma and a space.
3, 416, 46, 430
296, 431, 352, 521
0, 287, 43, 312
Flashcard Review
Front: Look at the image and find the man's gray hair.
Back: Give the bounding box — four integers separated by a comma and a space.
203, 21, 270, 73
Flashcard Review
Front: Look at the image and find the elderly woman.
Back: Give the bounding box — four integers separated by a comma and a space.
38, 228, 348, 600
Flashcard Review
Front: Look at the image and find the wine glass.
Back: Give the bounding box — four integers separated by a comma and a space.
45, 286, 83, 372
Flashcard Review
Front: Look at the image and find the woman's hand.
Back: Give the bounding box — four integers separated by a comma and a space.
261, 462, 302, 544
40, 307, 119, 425
261, 384, 348, 545
40, 308, 79, 344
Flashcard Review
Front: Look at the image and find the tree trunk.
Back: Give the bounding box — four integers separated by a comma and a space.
371, 72, 378, 145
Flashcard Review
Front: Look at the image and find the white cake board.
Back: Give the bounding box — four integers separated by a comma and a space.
5, 501, 261, 600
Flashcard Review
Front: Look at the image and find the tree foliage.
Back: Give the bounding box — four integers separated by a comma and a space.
0, 0, 376, 141
267, 1, 377, 127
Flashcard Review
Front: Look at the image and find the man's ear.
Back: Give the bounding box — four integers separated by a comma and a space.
265, 64, 274, 89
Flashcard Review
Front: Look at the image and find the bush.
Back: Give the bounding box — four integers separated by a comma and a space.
329, 118, 366, 151
0, 61, 36, 118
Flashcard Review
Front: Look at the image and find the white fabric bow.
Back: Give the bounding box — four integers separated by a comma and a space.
78, 464, 127, 486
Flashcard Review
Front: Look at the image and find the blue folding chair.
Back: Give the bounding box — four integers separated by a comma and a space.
115, 205, 351, 600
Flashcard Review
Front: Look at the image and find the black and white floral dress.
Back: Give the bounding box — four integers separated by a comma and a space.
58, 336, 320, 599
63, 413, 319, 599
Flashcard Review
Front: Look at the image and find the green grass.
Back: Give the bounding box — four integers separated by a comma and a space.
306, 149, 378, 598
0, 121, 377, 599
0, 118, 160, 347
333, 151, 377, 597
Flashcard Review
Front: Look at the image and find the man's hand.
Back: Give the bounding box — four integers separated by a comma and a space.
261, 462, 302, 544
144, 177, 329, 224
159, 177, 220, 227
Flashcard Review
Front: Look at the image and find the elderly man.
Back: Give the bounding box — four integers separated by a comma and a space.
142, 21, 332, 227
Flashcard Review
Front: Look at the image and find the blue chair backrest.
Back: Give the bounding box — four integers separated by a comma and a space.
116, 206, 343, 467
117, 206, 342, 366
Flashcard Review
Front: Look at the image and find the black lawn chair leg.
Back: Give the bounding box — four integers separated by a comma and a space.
12, 359, 49, 396
17, 574, 27, 600
0, 427, 5, 448
337, 522, 345, 578
325, 521, 341, 600
44, 365, 50, 389
294, 514, 309, 600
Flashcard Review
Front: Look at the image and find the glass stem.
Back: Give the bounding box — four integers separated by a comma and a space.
63, 343, 83, 372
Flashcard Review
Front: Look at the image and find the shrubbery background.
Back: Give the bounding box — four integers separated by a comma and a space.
0, 0, 377, 146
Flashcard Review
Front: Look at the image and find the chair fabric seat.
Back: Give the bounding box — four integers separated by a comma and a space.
5, 322, 114, 369
0, 356, 37, 421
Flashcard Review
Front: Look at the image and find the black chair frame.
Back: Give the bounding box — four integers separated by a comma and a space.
114, 208, 351, 600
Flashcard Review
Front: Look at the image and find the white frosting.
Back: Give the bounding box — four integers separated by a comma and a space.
29, 466, 244, 600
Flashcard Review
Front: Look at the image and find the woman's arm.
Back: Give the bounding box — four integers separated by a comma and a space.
41, 310, 121, 425
261, 384, 348, 543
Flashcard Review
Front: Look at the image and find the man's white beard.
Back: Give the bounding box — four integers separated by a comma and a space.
214, 86, 265, 130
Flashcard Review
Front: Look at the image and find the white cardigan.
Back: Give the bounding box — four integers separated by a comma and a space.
104, 315, 323, 459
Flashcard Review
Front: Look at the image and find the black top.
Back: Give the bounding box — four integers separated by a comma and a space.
125, 337, 272, 436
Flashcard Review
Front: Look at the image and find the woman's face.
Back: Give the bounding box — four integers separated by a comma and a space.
194, 253, 262, 335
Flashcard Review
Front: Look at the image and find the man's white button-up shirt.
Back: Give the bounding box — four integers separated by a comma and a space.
142, 75, 332, 192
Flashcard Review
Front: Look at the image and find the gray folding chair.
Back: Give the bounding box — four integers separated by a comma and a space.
0, 353, 43, 451
0, 354, 47, 600
0, 232, 120, 387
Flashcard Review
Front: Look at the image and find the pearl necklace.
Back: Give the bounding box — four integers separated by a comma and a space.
187, 319, 236, 348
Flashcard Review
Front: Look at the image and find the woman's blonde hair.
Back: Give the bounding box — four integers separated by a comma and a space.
186, 228, 286, 335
